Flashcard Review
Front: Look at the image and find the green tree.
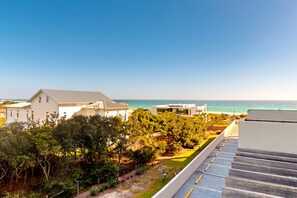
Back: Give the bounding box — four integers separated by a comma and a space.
0, 122, 35, 183
32, 131, 61, 181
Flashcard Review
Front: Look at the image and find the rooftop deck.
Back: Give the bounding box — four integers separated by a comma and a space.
173, 126, 238, 198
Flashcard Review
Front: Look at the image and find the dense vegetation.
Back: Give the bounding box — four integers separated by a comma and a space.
0, 109, 235, 197
0, 117, 5, 126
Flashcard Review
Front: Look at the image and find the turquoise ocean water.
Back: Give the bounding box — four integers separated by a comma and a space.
114, 100, 297, 114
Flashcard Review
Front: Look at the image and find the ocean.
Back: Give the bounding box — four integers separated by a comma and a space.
114, 100, 297, 114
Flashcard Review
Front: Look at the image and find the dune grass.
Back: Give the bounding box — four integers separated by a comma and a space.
135, 135, 218, 198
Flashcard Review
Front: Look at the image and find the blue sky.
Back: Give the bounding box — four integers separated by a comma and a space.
0, 0, 297, 100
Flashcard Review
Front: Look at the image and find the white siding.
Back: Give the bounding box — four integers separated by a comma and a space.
105, 110, 128, 121
59, 106, 84, 119
30, 91, 59, 122
6, 107, 30, 124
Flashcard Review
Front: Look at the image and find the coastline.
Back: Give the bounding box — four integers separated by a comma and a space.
118, 100, 297, 115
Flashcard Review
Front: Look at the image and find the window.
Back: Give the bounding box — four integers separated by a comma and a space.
46, 112, 49, 120
17, 110, 19, 118
10, 110, 12, 117
46, 96, 49, 103
39, 97, 41, 103
31, 111, 34, 120
26, 111, 29, 118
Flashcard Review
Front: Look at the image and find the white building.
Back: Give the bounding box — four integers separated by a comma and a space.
5, 89, 129, 125
151, 103, 207, 116
239, 109, 297, 154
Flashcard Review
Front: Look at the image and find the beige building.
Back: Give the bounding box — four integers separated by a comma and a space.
5, 89, 129, 124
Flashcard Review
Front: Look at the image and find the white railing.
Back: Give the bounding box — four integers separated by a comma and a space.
152, 120, 236, 198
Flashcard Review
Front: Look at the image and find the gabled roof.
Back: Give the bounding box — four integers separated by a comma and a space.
28, 89, 114, 104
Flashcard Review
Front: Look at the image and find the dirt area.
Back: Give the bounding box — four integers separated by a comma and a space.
75, 162, 166, 198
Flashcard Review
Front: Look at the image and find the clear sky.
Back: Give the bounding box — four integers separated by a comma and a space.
0, 0, 297, 100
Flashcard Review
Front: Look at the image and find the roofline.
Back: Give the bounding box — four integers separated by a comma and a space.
58, 102, 94, 105
104, 107, 129, 110
28, 89, 42, 102
85, 106, 129, 110
28, 89, 113, 105
28, 89, 59, 104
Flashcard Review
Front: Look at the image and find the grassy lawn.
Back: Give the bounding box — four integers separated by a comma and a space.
135, 135, 218, 198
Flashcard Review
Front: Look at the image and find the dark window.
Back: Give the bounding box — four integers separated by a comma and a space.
17, 110, 19, 118
39, 97, 41, 103
46, 96, 49, 103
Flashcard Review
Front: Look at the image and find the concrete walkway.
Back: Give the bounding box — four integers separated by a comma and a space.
173, 126, 238, 198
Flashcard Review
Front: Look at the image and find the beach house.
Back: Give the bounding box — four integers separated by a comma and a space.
151, 103, 207, 116
5, 89, 129, 124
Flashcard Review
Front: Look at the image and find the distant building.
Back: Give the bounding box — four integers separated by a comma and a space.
5, 89, 129, 125
151, 103, 207, 116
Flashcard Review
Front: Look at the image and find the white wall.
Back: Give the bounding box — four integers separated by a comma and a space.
30, 91, 59, 122
6, 107, 29, 124
59, 106, 84, 119
247, 109, 297, 122
105, 109, 128, 121
151, 106, 158, 114
239, 120, 297, 154
190, 107, 196, 116
68, 108, 128, 121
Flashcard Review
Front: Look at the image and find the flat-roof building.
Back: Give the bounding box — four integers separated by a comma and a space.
151, 103, 207, 116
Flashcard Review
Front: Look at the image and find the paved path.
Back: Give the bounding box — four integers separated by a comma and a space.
173, 125, 238, 198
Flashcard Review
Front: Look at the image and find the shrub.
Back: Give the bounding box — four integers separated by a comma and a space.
90, 187, 98, 196
130, 146, 156, 165
107, 178, 119, 188
28, 193, 43, 198
98, 183, 109, 192
80, 160, 118, 186
191, 134, 201, 145
183, 140, 195, 149
165, 142, 183, 155
155, 141, 167, 156
43, 180, 76, 198
135, 164, 147, 175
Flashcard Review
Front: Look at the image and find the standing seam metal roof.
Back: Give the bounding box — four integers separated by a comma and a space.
29, 89, 113, 104
27, 89, 128, 109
